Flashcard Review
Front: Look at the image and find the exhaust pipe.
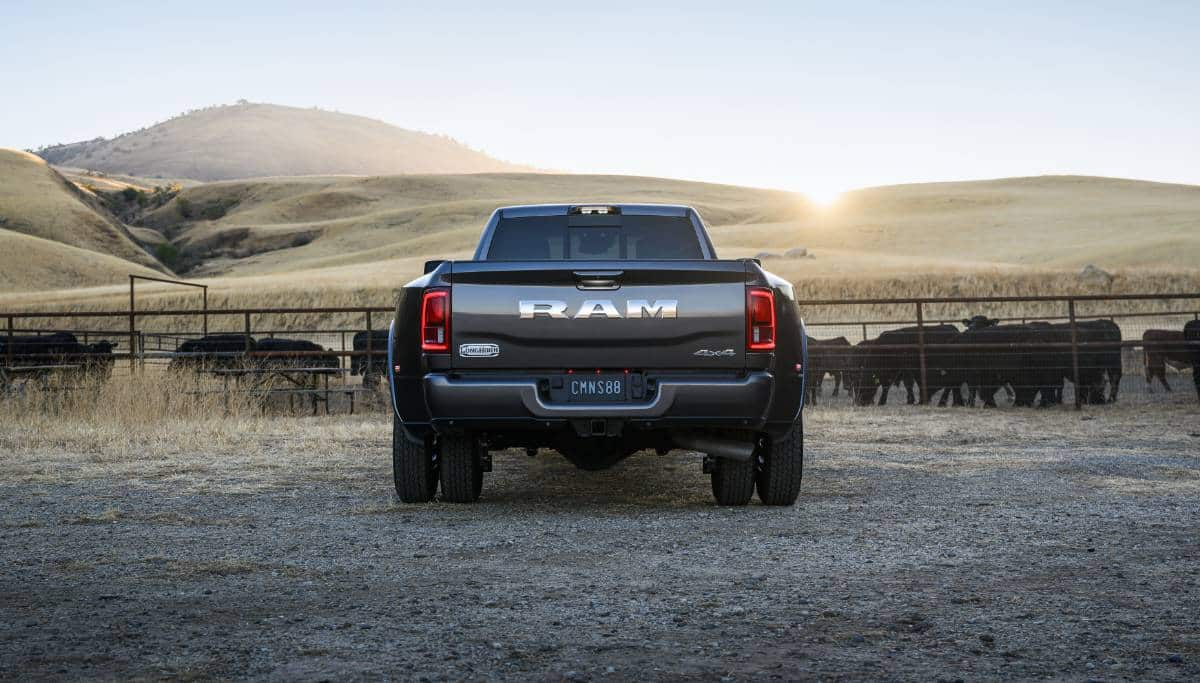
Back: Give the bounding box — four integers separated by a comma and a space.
672, 434, 755, 462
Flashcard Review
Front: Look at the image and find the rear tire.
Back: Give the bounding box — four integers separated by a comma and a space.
710, 456, 756, 506
393, 416, 437, 503
439, 433, 484, 503
756, 422, 804, 506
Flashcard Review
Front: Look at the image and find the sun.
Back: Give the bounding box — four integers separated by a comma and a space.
804, 186, 844, 208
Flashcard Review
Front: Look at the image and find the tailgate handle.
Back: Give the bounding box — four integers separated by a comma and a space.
574, 270, 623, 290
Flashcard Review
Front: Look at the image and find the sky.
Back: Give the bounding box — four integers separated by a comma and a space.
2, 0, 1198, 202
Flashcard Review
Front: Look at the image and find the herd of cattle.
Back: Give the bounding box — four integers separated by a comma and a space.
167, 331, 390, 379
0, 330, 390, 384
806, 317, 1200, 407
4, 321, 1200, 406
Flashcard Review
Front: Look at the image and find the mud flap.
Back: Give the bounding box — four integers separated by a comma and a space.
388, 319, 425, 447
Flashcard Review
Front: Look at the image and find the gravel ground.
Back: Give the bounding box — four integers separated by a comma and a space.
1, 403, 1198, 681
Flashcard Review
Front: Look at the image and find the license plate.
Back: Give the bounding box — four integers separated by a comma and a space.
567, 374, 627, 402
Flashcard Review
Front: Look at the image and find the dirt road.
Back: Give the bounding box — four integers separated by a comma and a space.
1, 405, 1198, 680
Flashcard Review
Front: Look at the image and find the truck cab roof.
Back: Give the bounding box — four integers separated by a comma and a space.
474, 204, 715, 260
495, 204, 696, 219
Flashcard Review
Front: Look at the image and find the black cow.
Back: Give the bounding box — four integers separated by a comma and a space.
351, 330, 389, 383
80, 340, 117, 381
1020, 320, 1121, 406
1185, 320, 1200, 402
1, 332, 80, 363
804, 336, 851, 406
958, 317, 1121, 407
169, 334, 256, 370
254, 338, 340, 371
1142, 329, 1191, 392
0, 332, 117, 380
958, 318, 1038, 407
1073, 319, 1123, 404
849, 325, 964, 406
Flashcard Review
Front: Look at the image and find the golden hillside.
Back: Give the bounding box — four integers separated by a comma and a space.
0, 231, 161, 292
0, 149, 163, 285
2, 170, 1198, 314
133, 172, 1200, 279
36, 102, 529, 182
741, 175, 1200, 278
136, 173, 807, 276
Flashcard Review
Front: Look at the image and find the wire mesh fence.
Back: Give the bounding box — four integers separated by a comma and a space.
801, 293, 1200, 409
1, 306, 394, 414
3, 292, 1199, 413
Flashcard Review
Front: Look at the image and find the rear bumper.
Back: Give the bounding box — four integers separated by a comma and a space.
423, 371, 775, 430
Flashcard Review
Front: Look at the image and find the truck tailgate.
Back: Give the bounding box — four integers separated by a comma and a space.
449, 260, 750, 369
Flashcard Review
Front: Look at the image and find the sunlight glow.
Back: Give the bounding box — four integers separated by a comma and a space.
804, 186, 844, 208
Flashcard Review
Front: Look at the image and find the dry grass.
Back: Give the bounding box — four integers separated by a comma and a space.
0, 372, 389, 491
0, 372, 272, 457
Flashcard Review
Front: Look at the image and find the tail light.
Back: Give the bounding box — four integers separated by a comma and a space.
746, 287, 776, 351
421, 288, 450, 352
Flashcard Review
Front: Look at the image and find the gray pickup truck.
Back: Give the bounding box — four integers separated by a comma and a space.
386, 204, 807, 505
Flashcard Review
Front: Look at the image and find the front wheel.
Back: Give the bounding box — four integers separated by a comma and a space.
393, 416, 437, 503
755, 422, 804, 506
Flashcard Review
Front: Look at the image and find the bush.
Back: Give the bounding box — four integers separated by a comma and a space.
176, 197, 193, 219
199, 202, 227, 221
154, 242, 180, 267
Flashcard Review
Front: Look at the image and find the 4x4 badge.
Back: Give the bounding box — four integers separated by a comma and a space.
693, 348, 736, 357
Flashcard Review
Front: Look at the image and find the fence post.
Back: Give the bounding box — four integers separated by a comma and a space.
129, 275, 137, 373
916, 301, 928, 405
365, 311, 374, 379
1069, 299, 1081, 411
202, 287, 209, 337
861, 323, 868, 344
5, 316, 13, 368
244, 313, 252, 354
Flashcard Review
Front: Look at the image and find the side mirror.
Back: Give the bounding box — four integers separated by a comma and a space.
424, 259, 445, 274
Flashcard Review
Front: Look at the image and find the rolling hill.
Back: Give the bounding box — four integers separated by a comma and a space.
0, 149, 164, 290
723, 175, 1200, 276
35, 102, 530, 182
2, 164, 1198, 308
128, 172, 1200, 281
134, 173, 809, 276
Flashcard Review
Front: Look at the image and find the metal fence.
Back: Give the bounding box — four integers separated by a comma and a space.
798, 292, 1200, 409
0, 306, 395, 413
2, 292, 1199, 411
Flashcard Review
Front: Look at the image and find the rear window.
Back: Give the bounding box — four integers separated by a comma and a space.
486, 215, 706, 260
